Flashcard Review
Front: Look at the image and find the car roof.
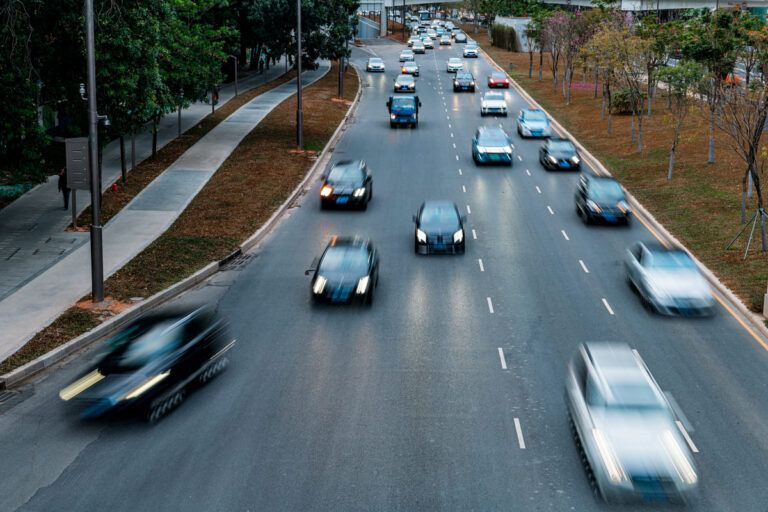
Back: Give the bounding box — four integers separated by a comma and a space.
639, 241, 684, 254
583, 342, 661, 401
522, 108, 545, 115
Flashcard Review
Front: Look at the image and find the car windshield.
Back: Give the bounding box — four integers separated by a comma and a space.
449, 59, 461, 64
327, 164, 363, 184
491, 72, 506, 80
647, 251, 696, 269
589, 179, 625, 202
457, 73, 472, 80
369, 58, 382, 64
421, 206, 458, 226
484, 92, 504, 101
607, 381, 664, 410
102, 320, 182, 371
549, 140, 575, 152
320, 247, 369, 274
396, 76, 413, 83
524, 110, 547, 121
478, 130, 508, 146
390, 97, 415, 108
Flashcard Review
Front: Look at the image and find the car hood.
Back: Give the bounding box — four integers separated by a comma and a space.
421, 221, 460, 235
482, 99, 506, 107
549, 151, 577, 160
321, 271, 367, 287
521, 120, 549, 129
645, 269, 712, 300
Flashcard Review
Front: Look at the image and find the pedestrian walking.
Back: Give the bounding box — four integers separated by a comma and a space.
259, 54, 265, 74
58, 167, 70, 210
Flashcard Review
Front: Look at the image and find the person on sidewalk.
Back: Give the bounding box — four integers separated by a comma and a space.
58, 168, 70, 210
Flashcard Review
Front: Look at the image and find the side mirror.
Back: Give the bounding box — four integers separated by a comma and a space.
304, 269, 313, 276
419, 101, 422, 107
305, 257, 320, 275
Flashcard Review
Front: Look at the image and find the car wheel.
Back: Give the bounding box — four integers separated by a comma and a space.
457, 241, 465, 254
365, 289, 374, 305
390, 122, 396, 128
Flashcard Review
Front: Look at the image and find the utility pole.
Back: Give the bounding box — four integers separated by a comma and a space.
85, 0, 104, 302
297, 0, 303, 149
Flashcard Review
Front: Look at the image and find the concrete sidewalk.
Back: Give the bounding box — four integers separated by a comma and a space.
0, 61, 331, 363
0, 58, 287, 302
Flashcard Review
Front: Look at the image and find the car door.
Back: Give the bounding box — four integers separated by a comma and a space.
625, 243, 643, 289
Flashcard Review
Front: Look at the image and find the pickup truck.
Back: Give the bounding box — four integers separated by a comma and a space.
387, 95, 421, 128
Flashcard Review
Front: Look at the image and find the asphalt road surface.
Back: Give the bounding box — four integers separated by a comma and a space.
2, 38, 768, 512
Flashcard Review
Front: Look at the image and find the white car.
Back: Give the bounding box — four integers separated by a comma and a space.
412, 41, 426, 54
366, 57, 385, 72
446, 58, 463, 73
421, 36, 434, 49
439, 35, 452, 46
463, 45, 479, 58
426, 29, 438, 40
407, 36, 421, 47
480, 91, 508, 116
399, 50, 415, 62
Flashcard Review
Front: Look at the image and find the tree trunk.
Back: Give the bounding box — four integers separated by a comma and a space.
152, 115, 159, 157
667, 147, 675, 181
708, 93, 716, 163
338, 59, 344, 98
753, 169, 767, 251
567, 67, 573, 105
119, 135, 126, 183
637, 110, 644, 152
528, 51, 533, 78
562, 67, 567, 99
742, 169, 749, 224
601, 89, 606, 119
630, 111, 636, 144
748, 171, 753, 199
667, 86, 672, 109
606, 85, 613, 134
538, 50, 543, 81
594, 66, 599, 99
647, 69, 653, 116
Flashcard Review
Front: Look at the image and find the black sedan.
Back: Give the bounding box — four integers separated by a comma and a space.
453, 72, 476, 92
59, 306, 233, 422
306, 236, 379, 305
575, 172, 632, 225
320, 160, 372, 210
413, 201, 466, 254
539, 138, 581, 171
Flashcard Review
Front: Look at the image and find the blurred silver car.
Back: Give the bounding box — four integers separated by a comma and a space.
480, 91, 507, 116
566, 342, 698, 504
626, 242, 715, 316
421, 36, 434, 49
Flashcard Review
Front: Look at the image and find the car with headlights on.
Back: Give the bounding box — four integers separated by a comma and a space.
463, 44, 479, 58
454, 32, 468, 43
453, 71, 475, 92
407, 36, 421, 47
59, 306, 233, 422
306, 236, 379, 305
575, 173, 631, 225
412, 40, 426, 54
399, 49, 415, 62
401, 61, 420, 76
439, 35, 452, 45
480, 91, 507, 116
446, 57, 463, 73
421, 36, 434, 49
413, 201, 466, 255
366, 57, 385, 72
626, 242, 715, 316
487, 71, 509, 88
426, 29, 438, 40
320, 160, 372, 210
394, 74, 416, 93
539, 137, 580, 170
436, 27, 446, 37
566, 342, 698, 503
472, 126, 513, 165
517, 108, 551, 137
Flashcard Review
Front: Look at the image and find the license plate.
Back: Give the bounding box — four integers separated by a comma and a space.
559, 162, 570, 168
604, 214, 616, 221
336, 197, 349, 204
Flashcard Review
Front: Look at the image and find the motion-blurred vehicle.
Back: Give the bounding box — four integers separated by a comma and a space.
320, 160, 372, 210
445, 21, 455, 30
436, 27, 446, 37
59, 306, 233, 422
566, 342, 698, 503
575, 173, 631, 225
421, 36, 434, 49
306, 236, 379, 305
463, 44, 479, 58
365, 58, 385, 72
453, 71, 475, 92
626, 242, 715, 316
539, 137, 580, 170
401, 61, 420, 76
412, 40, 426, 54
394, 74, 416, 93
517, 108, 552, 137
451, 28, 462, 38
407, 36, 421, 47
446, 57, 463, 73
399, 49, 415, 62
454, 32, 468, 43
426, 29, 438, 39
387, 95, 421, 127
472, 126, 513, 165
480, 91, 507, 116
439, 35, 452, 45
487, 71, 510, 88
413, 201, 466, 254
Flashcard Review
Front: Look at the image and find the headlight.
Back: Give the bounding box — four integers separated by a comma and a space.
320, 185, 333, 197
353, 187, 366, 197
592, 429, 627, 483
470, 81, 475, 86
417, 229, 427, 243
453, 229, 464, 243
586, 199, 601, 213
571, 156, 580, 164
313, 276, 327, 295
390, 114, 397, 120
356, 276, 370, 295
662, 430, 698, 485
121, 371, 171, 401
411, 113, 417, 119
59, 369, 105, 401
548, 155, 558, 163
617, 200, 630, 214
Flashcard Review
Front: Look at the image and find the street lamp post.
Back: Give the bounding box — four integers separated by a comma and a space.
230, 55, 239, 96
296, 0, 303, 149
85, 0, 104, 303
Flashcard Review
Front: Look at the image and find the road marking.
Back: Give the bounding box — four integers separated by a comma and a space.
462, 185, 467, 193
547, 206, 554, 215
602, 298, 615, 315
472, 229, 477, 239
447, 115, 450, 120
498, 347, 507, 369
458, 168, 463, 175
561, 230, 570, 241
455, 155, 459, 161
579, 259, 590, 273
466, 204, 472, 214
517, 155, 523, 161
525, 169, 531, 176
676, 420, 699, 453
452, 143, 456, 149
478, 258, 484, 272
535, 186, 542, 194
451, 132, 454, 138
449, 123, 452, 128
445, 108, 448, 112
514, 418, 526, 449
487, 297, 495, 314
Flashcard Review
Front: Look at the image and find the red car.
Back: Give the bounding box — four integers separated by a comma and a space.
487, 71, 510, 88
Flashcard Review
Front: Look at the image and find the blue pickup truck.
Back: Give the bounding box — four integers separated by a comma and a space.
387, 95, 421, 128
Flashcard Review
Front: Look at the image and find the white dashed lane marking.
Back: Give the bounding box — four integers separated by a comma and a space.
561, 230, 570, 241
602, 298, 615, 316
478, 259, 484, 272
579, 260, 590, 273
487, 297, 495, 314
547, 206, 554, 215
498, 347, 507, 369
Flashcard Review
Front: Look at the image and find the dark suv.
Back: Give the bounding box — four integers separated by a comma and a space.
453, 72, 476, 92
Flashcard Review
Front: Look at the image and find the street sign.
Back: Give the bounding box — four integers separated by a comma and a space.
65, 137, 90, 191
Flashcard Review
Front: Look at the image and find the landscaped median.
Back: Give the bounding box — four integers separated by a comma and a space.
472, 30, 768, 316
0, 62, 359, 376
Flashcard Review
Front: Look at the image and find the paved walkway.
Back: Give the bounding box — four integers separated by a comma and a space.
0, 61, 331, 363
0, 58, 287, 302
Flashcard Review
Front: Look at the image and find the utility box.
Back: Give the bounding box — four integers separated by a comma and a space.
65, 137, 90, 191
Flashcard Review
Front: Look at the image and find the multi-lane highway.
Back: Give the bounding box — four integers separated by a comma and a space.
2, 36, 768, 511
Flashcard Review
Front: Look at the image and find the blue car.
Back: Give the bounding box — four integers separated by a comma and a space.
517, 108, 552, 138
472, 126, 513, 165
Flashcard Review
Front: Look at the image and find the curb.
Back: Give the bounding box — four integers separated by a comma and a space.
490, 51, 768, 345
0, 64, 363, 391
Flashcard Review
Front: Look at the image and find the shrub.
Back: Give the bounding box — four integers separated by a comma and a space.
610, 88, 647, 115
491, 24, 518, 52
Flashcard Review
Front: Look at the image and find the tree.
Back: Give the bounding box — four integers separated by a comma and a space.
582, 25, 622, 133
735, 11, 765, 87
524, 9, 544, 79
635, 15, 673, 116
318, 0, 358, 97
543, 11, 567, 89
657, 61, 703, 180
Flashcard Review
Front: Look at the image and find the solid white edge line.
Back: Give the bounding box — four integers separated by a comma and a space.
472, 229, 477, 239
498, 347, 507, 370
547, 206, 554, 215
535, 186, 542, 194
478, 258, 484, 272
602, 298, 615, 315
487, 297, 494, 314
579, 259, 590, 274
466, 205, 471, 214
561, 230, 569, 241
514, 418, 526, 449
676, 420, 699, 453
